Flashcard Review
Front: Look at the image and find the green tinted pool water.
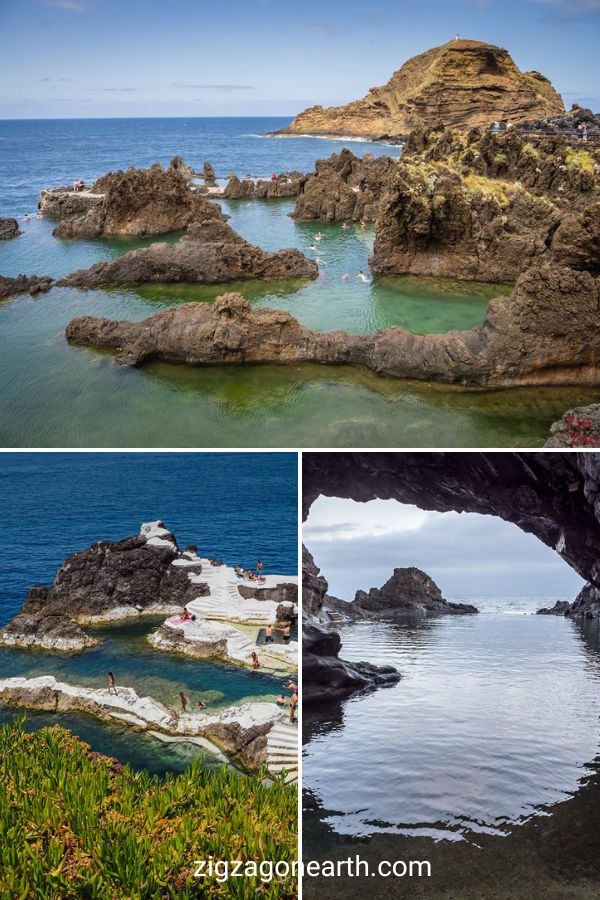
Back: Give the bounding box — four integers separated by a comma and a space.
0, 202, 595, 448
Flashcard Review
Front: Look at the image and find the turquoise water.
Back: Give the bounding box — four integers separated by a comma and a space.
0, 453, 296, 772
0, 117, 596, 447
0, 618, 283, 710
303, 598, 600, 847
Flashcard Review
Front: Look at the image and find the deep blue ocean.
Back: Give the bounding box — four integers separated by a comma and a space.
0, 451, 297, 626
0, 116, 397, 217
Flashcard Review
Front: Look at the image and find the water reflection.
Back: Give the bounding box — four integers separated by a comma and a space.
302, 608, 600, 845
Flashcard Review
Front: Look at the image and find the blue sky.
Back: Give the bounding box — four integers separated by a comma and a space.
0, 0, 598, 118
305, 497, 585, 599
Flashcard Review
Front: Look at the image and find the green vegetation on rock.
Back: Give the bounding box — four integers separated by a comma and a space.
565, 148, 596, 174
0, 720, 297, 899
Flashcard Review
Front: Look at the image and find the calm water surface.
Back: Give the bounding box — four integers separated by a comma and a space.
1, 117, 595, 447
303, 597, 600, 846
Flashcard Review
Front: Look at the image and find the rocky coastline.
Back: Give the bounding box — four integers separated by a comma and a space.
58, 219, 318, 289
325, 567, 478, 621
64, 267, 600, 389
0, 217, 21, 240
371, 127, 599, 282
302, 546, 401, 703
39, 158, 224, 239
0, 274, 53, 302
0, 675, 285, 771
0, 521, 206, 651
275, 40, 564, 140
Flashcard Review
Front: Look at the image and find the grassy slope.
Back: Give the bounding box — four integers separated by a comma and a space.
0, 721, 297, 899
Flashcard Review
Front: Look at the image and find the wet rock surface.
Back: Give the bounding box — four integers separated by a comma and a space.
292, 150, 396, 223
519, 105, 600, 135
0, 522, 208, 651
43, 160, 224, 239
276, 39, 564, 139
0, 217, 21, 240
58, 220, 318, 289
0, 274, 53, 301
64, 266, 600, 389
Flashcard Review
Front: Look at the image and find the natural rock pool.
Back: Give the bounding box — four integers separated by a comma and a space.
303, 599, 600, 848
1, 203, 597, 448
0, 617, 286, 771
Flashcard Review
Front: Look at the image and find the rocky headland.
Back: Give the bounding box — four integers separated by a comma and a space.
65, 267, 600, 388
0, 675, 285, 770
327, 567, 478, 620
0, 521, 206, 651
275, 40, 564, 140
40, 158, 224, 239
0, 274, 53, 302
0, 217, 21, 240
58, 219, 318, 289
302, 546, 400, 703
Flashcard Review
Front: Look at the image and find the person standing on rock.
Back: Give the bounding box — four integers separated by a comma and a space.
265, 624, 274, 643
290, 689, 298, 724
179, 692, 189, 712
108, 672, 117, 695
251, 651, 260, 671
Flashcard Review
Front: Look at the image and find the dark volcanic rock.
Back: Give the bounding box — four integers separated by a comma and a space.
0, 522, 209, 651
292, 150, 396, 223
302, 451, 600, 599
0, 613, 97, 651
519, 105, 600, 135
223, 172, 304, 200
571, 584, 600, 618
545, 404, 600, 448
538, 585, 600, 619
58, 220, 318, 289
237, 582, 297, 604
49, 163, 224, 239
38, 188, 102, 220
0, 274, 53, 301
372, 152, 599, 282
168, 155, 195, 180
537, 600, 572, 615
352, 567, 478, 617
302, 546, 400, 703
0, 217, 21, 240
64, 266, 600, 389
203, 161, 217, 186
303, 623, 401, 704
